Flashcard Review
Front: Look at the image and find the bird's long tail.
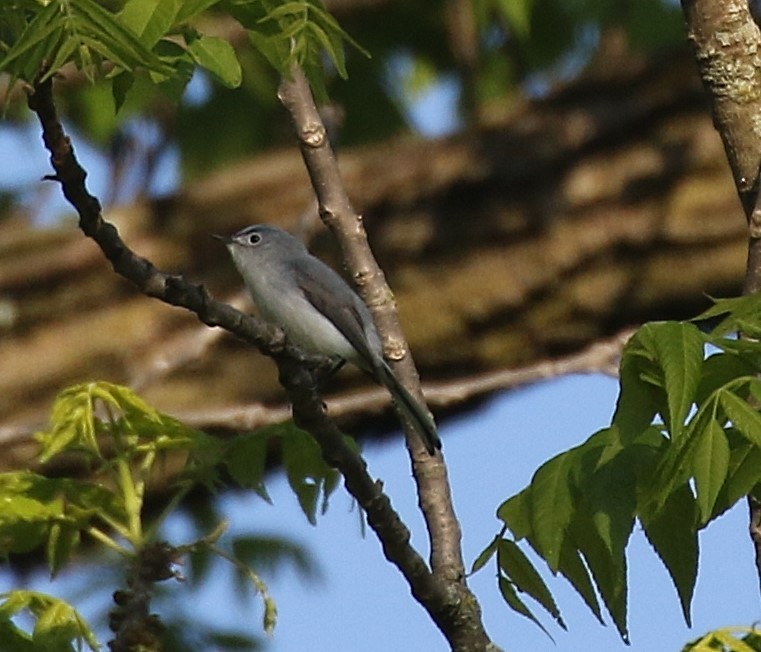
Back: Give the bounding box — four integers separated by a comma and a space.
376, 360, 441, 455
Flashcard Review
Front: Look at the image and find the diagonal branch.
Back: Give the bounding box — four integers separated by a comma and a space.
278, 63, 496, 650
26, 72, 495, 650
277, 64, 469, 585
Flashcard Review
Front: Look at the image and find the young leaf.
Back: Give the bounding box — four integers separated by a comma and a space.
498, 539, 566, 629
187, 34, 242, 87
0, 591, 99, 652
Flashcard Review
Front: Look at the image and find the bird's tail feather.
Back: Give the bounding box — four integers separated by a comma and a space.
377, 361, 441, 455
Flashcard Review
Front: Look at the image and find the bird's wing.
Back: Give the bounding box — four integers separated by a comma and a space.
292, 262, 377, 370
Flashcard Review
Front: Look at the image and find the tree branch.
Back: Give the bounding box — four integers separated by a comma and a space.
277, 64, 497, 649
27, 71, 496, 650
681, 0, 761, 603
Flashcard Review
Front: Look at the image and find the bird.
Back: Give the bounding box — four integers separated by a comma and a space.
216, 224, 441, 455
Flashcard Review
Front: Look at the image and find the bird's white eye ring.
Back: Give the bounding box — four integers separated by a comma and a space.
248, 233, 262, 245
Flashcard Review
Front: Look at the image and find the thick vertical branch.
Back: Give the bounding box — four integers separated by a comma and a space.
277, 64, 495, 648
681, 0, 761, 598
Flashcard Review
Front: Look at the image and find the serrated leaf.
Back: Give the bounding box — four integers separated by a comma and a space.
187, 35, 242, 87
497, 576, 554, 640
613, 343, 662, 443
75, 0, 174, 75
695, 294, 761, 338
692, 419, 730, 524
572, 511, 629, 642
498, 539, 566, 629
719, 389, 761, 447
696, 352, 758, 404
528, 451, 576, 571
640, 483, 697, 625
638, 322, 705, 440
556, 537, 603, 624
710, 429, 761, 520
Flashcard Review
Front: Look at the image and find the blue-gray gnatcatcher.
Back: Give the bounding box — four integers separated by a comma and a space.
216, 224, 441, 455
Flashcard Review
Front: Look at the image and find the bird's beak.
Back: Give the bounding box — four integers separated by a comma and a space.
211, 233, 232, 244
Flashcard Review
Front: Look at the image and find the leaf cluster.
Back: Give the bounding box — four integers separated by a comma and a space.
0, 0, 364, 107
0, 380, 342, 649
473, 295, 761, 642
0, 590, 98, 652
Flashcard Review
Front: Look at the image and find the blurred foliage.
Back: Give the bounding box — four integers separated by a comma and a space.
682, 627, 761, 652
0, 0, 684, 191
0, 381, 337, 650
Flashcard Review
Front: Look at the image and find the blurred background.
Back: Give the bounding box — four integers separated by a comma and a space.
0, 0, 755, 649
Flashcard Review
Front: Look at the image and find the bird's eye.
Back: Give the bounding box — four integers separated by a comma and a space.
248, 233, 262, 245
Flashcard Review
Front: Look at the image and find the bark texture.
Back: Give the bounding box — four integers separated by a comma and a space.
0, 48, 745, 470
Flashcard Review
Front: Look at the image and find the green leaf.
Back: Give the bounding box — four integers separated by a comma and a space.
637, 322, 705, 439
470, 534, 500, 574
176, 0, 225, 24
498, 539, 566, 629
696, 351, 758, 404
0, 1, 63, 77
710, 429, 761, 520
494, 0, 535, 39
119, 0, 182, 47
225, 430, 272, 503
719, 388, 761, 448
528, 451, 576, 571
280, 423, 340, 524
692, 419, 730, 524
0, 591, 99, 652
497, 489, 532, 540
0, 616, 34, 652
640, 483, 697, 626
497, 576, 554, 640
613, 341, 662, 443
556, 537, 603, 624
695, 294, 761, 338
187, 34, 242, 87
571, 510, 629, 642
46, 523, 81, 578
